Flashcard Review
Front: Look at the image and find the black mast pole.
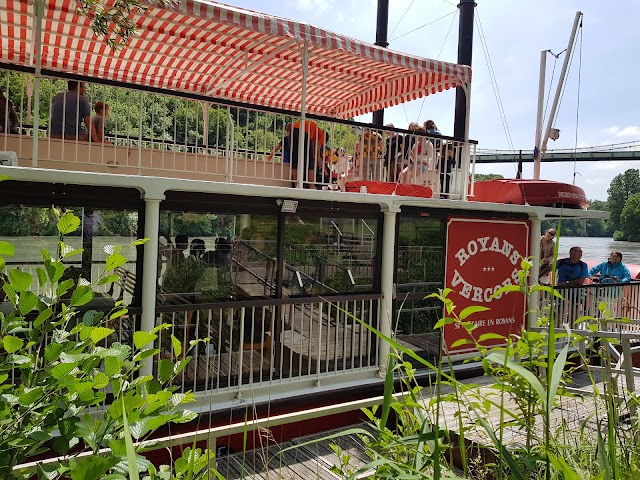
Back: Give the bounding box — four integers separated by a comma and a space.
372, 0, 389, 127
453, 0, 476, 139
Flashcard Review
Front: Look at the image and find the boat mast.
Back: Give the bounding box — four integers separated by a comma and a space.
453, 0, 476, 139
372, 0, 389, 127
533, 11, 583, 180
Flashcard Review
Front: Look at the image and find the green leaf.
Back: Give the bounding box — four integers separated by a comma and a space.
36, 267, 47, 287
3, 335, 24, 354
98, 274, 120, 286
93, 372, 110, 389
104, 357, 121, 377
121, 396, 140, 480
34, 308, 53, 328
477, 333, 506, 343
451, 338, 474, 349
133, 331, 157, 350
51, 363, 78, 380
70, 285, 94, 307
158, 359, 174, 383
433, 317, 456, 330
131, 238, 148, 246
70, 455, 115, 480
57, 212, 81, 235
171, 335, 182, 358
90, 327, 115, 344
459, 305, 490, 320
8, 269, 32, 292
56, 278, 75, 298
486, 352, 547, 405
19, 387, 45, 406
105, 253, 128, 272
0, 241, 15, 256
18, 291, 39, 315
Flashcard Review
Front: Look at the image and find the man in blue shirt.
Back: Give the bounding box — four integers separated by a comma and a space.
49, 80, 98, 142
556, 246, 588, 285
588, 251, 632, 283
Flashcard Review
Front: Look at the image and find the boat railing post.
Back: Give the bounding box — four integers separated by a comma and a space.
529, 217, 542, 330
379, 205, 399, 373
140, 191, 165, 378
226, 107, 233, 182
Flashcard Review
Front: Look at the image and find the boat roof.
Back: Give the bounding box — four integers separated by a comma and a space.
0, 0, 471, 119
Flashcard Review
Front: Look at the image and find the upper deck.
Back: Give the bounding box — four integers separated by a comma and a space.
0, 0, 475, 198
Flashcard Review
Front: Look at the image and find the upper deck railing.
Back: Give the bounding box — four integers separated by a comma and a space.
1, 69, 476, 199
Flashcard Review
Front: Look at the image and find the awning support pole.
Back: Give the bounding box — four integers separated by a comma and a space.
31, 0, 44, 167
297, 41, 309, 190
528, 217, 542, 329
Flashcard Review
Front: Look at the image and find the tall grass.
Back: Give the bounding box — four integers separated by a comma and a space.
318, 263, 640, 479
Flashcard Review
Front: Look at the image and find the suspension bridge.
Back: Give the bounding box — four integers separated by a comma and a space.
476, 140, 640, 164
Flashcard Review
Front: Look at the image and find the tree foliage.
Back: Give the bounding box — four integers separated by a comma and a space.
607, 168, 640, 230
620, 193, 640, 241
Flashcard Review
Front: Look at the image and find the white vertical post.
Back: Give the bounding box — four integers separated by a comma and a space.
140, 192, 165, 377
533, 50, 547, 180
379, 207, 399, 370
529, 217, 542, 329
297, 41, 309, 189
31, 0, 44, 167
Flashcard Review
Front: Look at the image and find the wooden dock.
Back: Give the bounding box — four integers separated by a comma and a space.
212, 367, 639, 478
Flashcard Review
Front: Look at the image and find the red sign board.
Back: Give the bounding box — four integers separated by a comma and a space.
443, 217, 530, 355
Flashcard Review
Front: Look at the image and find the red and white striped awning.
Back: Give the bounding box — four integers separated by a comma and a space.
0, 0, 472, 119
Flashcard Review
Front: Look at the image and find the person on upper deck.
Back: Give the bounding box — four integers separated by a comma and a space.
439, 142, 457, 197
92, 101, 110, 143
290, 120, 325, 188
424, 119, 441, 150
539, 228, 556, 279
383, 123, 403, 182
266, 123, 293, 164
49, 80, 99, 142
556, 246, 588, 285
588, 251, 631, 283
0, 90, 19, 134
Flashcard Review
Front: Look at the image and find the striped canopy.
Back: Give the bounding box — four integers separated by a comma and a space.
0, 0, 472, 119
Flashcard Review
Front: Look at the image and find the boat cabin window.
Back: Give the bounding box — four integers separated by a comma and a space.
0, 205, 140, 306
396, 216, 446, 337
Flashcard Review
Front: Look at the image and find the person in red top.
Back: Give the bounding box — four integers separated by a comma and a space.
290, 120, 325, 188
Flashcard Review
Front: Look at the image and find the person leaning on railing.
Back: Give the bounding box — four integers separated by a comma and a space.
539, 228, 556, 279
556, 246, 588, 285
588, 251, 631, 283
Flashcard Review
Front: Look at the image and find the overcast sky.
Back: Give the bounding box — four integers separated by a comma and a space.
227, 0, 639, 201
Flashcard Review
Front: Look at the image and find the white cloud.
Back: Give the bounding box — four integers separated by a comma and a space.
617, 126, 640, 137
604, 126, 619, 135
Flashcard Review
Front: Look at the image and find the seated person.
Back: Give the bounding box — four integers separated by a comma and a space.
92, 101, 110, 143
588, 251, 631, 283
0, 90, 19, 134
49, 80, 99, 142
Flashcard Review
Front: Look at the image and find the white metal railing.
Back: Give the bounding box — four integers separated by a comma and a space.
1, 69, 476, 198
540, 281, 640, 329
155, 296, 381, 395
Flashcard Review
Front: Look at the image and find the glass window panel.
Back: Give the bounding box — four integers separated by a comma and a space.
283, 216, 377, 296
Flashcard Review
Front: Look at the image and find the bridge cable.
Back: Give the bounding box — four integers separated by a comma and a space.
475, 9, 516, 170
572, 19, 584, 185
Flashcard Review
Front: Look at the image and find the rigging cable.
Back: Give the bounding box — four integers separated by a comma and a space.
475, 9, 516, 173
388, 0, 415, 40
398, 6, 458, 125
542, 50, 562, 123
572, 19, 583, 184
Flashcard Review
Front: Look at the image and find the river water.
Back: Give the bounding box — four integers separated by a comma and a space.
558, 237, 640, 265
